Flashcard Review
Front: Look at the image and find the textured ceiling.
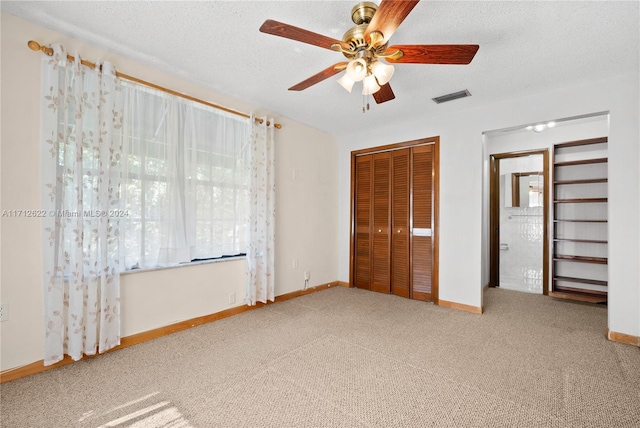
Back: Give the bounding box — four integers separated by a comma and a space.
3, 1, 639, 138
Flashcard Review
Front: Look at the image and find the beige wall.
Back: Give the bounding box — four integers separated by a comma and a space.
0, 13, 339, 372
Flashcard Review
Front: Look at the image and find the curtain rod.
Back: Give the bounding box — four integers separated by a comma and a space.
27, 40, 282, 129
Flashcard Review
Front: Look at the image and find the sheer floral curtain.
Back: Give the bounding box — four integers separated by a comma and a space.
245, 116, 275, 305
40, 45, 124, 365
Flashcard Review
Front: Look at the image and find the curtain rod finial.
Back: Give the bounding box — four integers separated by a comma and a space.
28, 40, 53, 56
27, 40, 40, 51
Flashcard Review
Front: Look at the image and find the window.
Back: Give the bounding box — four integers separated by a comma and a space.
119, 82, 250, 269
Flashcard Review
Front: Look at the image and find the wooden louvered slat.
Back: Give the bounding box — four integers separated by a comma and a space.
355, 156, 372, 230
372, 153, 391, 293
393, 150, 409, 229
413, 146, 433, 229
373, 153, 391, 227
412, 236, 432, 299
392, 149, 410, 298
355, 233, 371, 287
372, 233, 390, 293
412, 145, 433, 299
354, 156, 372, 289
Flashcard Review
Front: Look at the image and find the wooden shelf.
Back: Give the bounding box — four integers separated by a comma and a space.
554, 158, 607, 167
554, 178, 607, 185
554, 198, 607, 203
552, 138, 608, 303
553, 276, 607, 287
553, 285, 607, 296
554, 254, 607, 264
553, 238, 608, 244
549, 289, 607, 304
554, 137, 608, 149
554, 219, 607, 223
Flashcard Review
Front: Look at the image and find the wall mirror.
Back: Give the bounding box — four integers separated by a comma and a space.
507, 172, 543, 208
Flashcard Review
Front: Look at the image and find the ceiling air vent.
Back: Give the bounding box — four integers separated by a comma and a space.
432, 89, 471, 104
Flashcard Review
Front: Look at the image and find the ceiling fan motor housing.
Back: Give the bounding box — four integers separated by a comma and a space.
342, 2, 388, 59
350, 2, 378, 24
342, 24, 369, 52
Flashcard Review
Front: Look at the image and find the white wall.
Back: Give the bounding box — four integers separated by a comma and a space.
0, 13, 339, 371
338, 73, 639, 338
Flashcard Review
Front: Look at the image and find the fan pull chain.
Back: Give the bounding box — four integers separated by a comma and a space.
362, 94, 371, 113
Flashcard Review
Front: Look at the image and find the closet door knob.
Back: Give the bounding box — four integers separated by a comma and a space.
378, 229, 382, 233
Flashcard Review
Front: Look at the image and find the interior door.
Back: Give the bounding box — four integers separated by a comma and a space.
354, 155, 372, 290
411, 145, 434, 301
371, 152, 391, 293
391, 148, 410, 297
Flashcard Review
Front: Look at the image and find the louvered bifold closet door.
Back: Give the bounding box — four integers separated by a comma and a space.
371, 152, 392, 293
354, 155, 372, 289
392, 149, 411, 297
412, 145, 434, 301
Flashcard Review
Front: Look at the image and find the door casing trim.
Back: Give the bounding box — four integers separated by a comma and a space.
489, 149, 549, 295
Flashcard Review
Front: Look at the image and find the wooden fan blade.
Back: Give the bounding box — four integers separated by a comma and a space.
260, 19, 350, 51
288, 62, 348, 91
364, 0, 420, 45
385, 44, 479, 64
373, 83, 395, 104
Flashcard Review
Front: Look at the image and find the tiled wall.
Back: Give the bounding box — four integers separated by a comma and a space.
499, 156, 544, 294
499, 204, 544, 293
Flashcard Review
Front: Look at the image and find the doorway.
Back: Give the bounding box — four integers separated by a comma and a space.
489, 150, 549, 294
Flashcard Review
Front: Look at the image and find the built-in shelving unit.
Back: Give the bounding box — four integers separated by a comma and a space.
551, 137, 608, 303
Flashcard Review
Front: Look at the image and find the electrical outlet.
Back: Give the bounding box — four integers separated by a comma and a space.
0, 302, 8, 322
304, 271, 310, 281
228, 293, 236, 305
292, 259, 298, 269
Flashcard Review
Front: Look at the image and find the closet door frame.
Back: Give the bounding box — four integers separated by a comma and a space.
349, 137, 440, 303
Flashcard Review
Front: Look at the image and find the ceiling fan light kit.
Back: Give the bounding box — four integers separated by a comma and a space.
337, 74, 356, 93
362, 74, 381, 95
371, 60, 394, 86
346, 57, 368, 82
259, 0, 479, 110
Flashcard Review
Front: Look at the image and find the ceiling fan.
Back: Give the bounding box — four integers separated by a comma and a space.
259, 0, 479, 107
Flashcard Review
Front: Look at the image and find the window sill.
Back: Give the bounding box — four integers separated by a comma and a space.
120, 255, 246, 276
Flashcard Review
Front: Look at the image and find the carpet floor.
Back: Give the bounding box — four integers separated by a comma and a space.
1, 286, 639, 427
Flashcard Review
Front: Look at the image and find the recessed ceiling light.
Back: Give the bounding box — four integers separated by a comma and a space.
525, 121, 558, 133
